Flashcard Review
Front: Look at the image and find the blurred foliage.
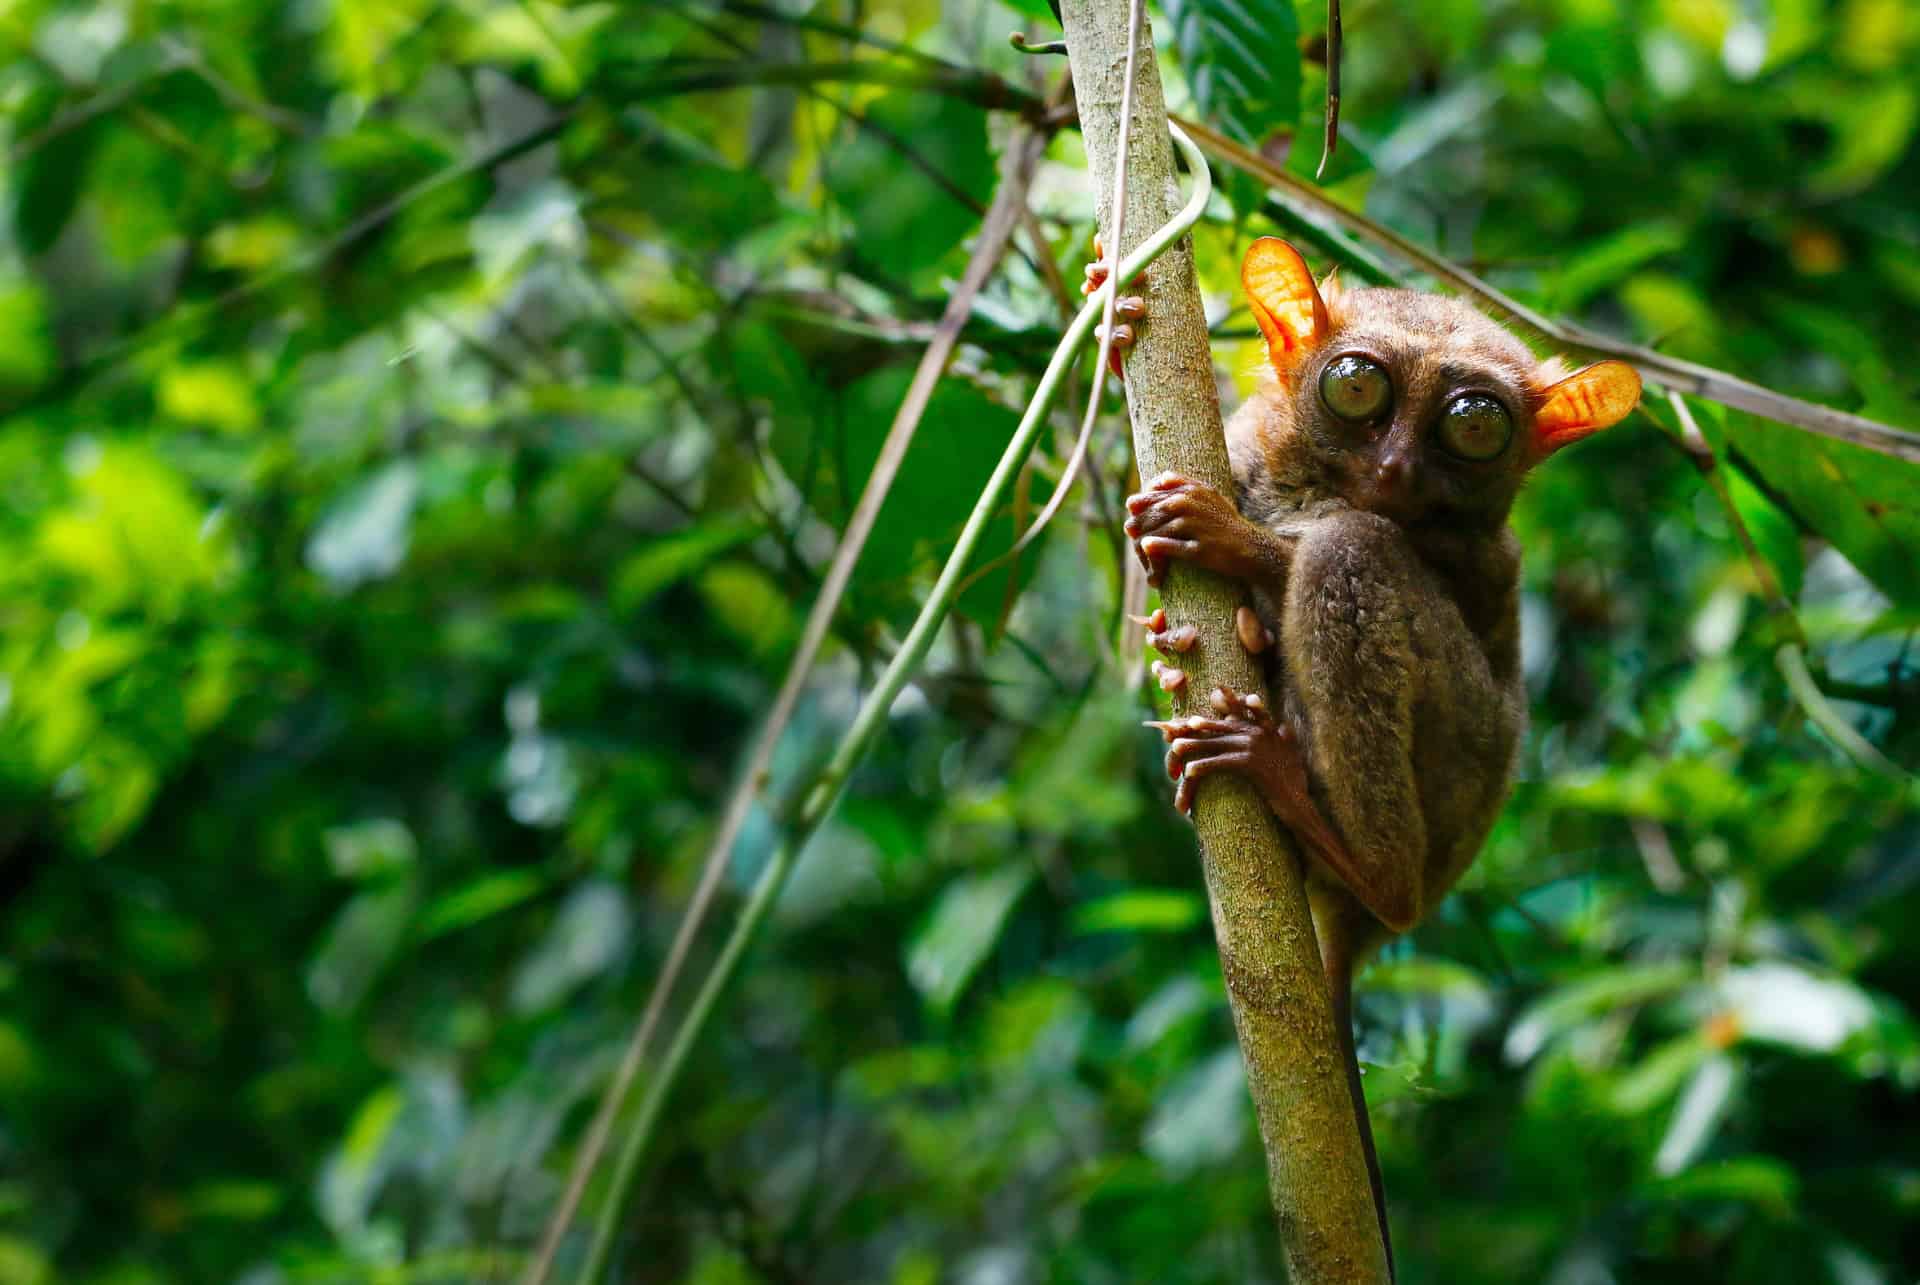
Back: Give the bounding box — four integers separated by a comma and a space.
1, 0, 1919, 1281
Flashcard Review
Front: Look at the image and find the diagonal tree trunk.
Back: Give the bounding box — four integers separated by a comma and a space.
1057, 3, 1391, 1279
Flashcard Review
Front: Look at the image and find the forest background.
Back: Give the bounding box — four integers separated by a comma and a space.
2, 0, 1920, 1281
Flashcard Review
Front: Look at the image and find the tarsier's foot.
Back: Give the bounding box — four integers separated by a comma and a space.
1084, 235, 1146, 376
1145, 688, 1348, 867
1147, 686, 1301, 815
1124, 472, 1262, 587
1133, 606, 1267, 692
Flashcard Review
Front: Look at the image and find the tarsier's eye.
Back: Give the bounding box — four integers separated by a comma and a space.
1319, 355, 1392, 422
1436, 394, 1513, 461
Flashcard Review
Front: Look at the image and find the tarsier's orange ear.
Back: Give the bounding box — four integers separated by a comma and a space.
1533, 360, 1642, 453
1242, 237, 1329, 378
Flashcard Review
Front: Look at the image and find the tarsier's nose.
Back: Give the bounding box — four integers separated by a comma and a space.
1373, 449, 1412, 500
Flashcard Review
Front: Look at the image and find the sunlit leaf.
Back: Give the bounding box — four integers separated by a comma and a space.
419, 870, 548, 940
611, 521, 761, 616
306, 461, 420, 589
1071, 888, 1205, 935
508, 881, 629, 1015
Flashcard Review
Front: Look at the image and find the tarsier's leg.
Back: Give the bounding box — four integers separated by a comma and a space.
1277, 509, 1429, 933
1151, 510, 1425, 934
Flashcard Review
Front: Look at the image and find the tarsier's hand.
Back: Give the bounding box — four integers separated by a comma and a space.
1083, 235, 1146, 377
1125, 472, 1276, 587
1133, 605, 1270, 697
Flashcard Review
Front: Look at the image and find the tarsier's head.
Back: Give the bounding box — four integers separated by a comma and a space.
1243, 238, 1641, 527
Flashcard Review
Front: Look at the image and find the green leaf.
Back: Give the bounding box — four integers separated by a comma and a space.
826, 92, 995, 288
610, 521, 761, 616
1641, 1155, 1798, 1217
906, 864, 1032, 1015
324, 817, 418, 880
158, 360, 262, 435
1547, 220, 1688, 312
10, 95, 96, 256
306, 461, 421, 589
1143, 1047, 1248, 1173
0, 282, 54, 396
822, 366, 1024, 625
1504, 962, 1698, 1063
1726, 465, 1805, 602
1164, 0, 1303, 149
188, 1180, 285, 1221
1810, 81, 1918, 196
419, 870, 548, 940
1071, 888, 1205, 935
1725, 412, 1920, 607
307, 882, 417, 1016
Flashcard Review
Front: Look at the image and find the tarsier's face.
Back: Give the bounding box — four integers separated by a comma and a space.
1243, 239, 1641, 527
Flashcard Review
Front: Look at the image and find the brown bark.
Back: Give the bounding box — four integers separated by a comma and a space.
1057, 3, 1391, 1279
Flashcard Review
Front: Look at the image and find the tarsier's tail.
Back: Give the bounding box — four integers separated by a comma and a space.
1330, 965, 1396, 1281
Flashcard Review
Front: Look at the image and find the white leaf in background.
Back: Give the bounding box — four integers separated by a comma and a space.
306, 461, 420, 588
1654, 1053, 1739, 1176
509, 881, 629, 1014
1719, 962, 1873, 1052
1144, 1047, 1248, 1174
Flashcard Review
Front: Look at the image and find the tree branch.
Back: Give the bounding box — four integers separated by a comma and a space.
1059, 2, 1391, 1279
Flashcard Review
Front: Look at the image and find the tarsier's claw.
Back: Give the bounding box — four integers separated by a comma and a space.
1236, 606, 1272, 655
1151, 661, 1187, 692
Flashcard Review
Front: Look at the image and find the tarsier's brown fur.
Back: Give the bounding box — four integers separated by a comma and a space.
1101, 238, 1640, 1270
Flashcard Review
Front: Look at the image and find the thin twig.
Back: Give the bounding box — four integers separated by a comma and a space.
1176, 117, 1920, 464
2, 112, 574, 419
959, 0, 1144, 592
1317, 0, 1342, 179
565, 124, 1214, 1285
523, 122, 1051, 1285
610, 58, 1058, 128
707, 0, 951, 67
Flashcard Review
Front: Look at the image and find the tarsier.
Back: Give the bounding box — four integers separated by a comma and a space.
1089, 238, 1640, 1265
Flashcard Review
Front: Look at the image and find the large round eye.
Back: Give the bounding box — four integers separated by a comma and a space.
1319, 355, 1392, 422
1437, 394, 1513, 461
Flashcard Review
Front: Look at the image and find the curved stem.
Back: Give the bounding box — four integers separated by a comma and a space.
520, 124, 1049, 1285
569, 122, 1216, 1285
